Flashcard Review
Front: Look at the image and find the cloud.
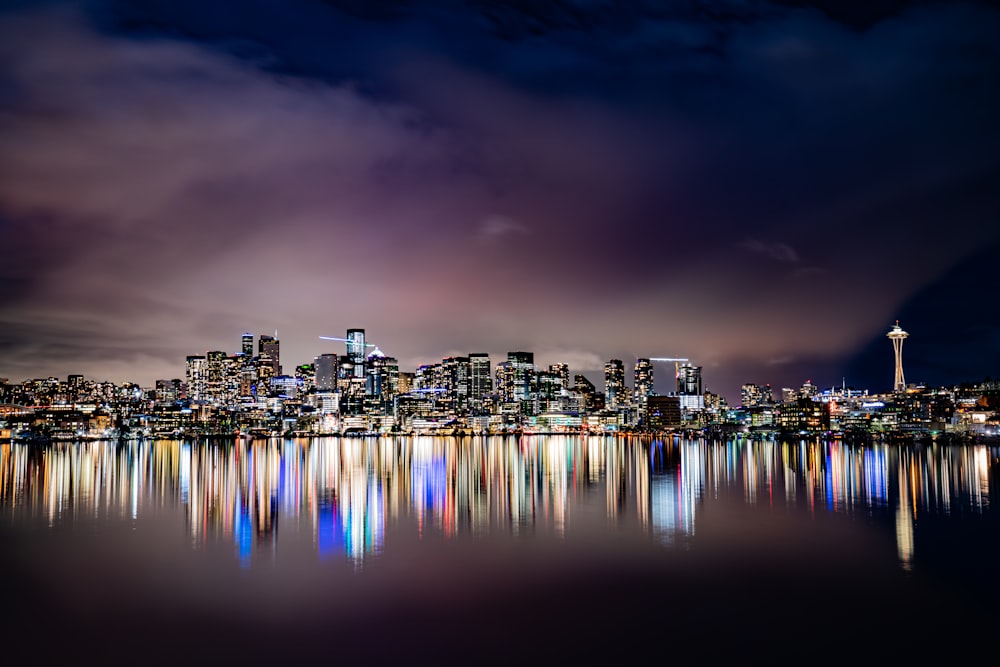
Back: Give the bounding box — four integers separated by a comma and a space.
742, 239, 800, 263
478, 215, 529, 240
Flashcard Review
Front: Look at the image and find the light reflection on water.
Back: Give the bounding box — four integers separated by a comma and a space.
1, 435, 995, 571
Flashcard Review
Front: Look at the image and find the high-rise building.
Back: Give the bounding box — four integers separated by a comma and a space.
634, 358, 654, 399
185, 355, 207, 402
442, 356, 471, 413
314, 353, 338, 392
507, 352, 536, 415
549, 363, 569, 390
469, 353, 492, 412
741, 383, 773, 407
677, 363, 702, 395
574, 374, 603, 412
241, 333, 253, 357
347, 329, 366, 378
604, 359, 625, 409
258, 334, 280, 375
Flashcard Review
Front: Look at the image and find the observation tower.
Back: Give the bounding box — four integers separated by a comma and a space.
886, 321, 909, 392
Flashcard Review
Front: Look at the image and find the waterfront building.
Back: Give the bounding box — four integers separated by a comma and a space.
645, 395, 681, 431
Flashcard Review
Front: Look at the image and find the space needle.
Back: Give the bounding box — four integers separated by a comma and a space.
886, 321, 909, 392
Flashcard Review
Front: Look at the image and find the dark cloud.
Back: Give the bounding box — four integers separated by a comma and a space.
0, 1, 998, 401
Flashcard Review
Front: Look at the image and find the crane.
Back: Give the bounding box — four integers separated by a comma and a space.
649, 357, 690, 382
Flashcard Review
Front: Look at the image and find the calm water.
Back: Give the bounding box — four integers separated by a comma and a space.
3, 435, 998, 664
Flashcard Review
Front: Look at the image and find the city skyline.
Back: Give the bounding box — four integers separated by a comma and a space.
1, 1, 998, 401
0, 321, 943, 403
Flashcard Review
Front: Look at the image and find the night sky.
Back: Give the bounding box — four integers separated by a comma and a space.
1, 0, 999, 403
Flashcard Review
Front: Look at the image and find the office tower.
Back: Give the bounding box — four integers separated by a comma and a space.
469, 353, 492, 406
604, 359, 625, 409
442, 356, 470, 413
740, 383, 773, 407
155, 379, 181, 405
258, 334, 280, 375
397, 372, 414, 395
241, 332, 253, 357
185, 355, 207, 402
646, 395, 681, 430
536, 370, 564, 412
549, 363, 569, 389
677, 363, 702, 395
634, 359, 654, 399
887, 321, 909, 392
205, 350, 229, 405
574, 374, 603, 412
347, 329, 366, 378
295, 364, 315, 392
315, 353, 338, 392
798, 381, 816, 400
507, 351, 536, 414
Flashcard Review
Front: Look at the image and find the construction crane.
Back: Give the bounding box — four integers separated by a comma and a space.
649, 357, 690, 381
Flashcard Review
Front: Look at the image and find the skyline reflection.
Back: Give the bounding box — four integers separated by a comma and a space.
2, 436, 996, 569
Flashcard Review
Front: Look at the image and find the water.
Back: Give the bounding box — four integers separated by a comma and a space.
2, 435, 998, 664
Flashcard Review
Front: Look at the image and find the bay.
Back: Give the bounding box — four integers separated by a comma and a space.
2, 435, 997, 664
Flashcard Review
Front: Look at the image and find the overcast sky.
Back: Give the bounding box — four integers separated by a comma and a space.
1, 0, 999, 402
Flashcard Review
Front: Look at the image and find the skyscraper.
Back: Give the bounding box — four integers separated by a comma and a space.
241, 332, 253, 357
185, 355, 207, 402
634, 358, 654, 399
469, 353, 492, 411
314, 353, 338, 392
507, 351, 536, 414
258, 334, 280, 375
604, 359, 625, 409
677, 363, 702, 395
347, 329, 366, 378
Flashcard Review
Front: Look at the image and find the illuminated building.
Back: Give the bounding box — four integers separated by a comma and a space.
241, 332, 253, 357
347, 329, 366, 378
677, 363, 702, 395
777, 398, 830, 434
741, 383, 766, 408
574, 374, 603, 412
536, 370, 565, 412
469, 353, 492, 413
887, 321, 909, 392
258, 334, 280, 375
646, 395, 681, 431
604, 359, 625, 410
634, 358, 654, 400
397, 372, 414, 395
366, 352, 398, 415
155, 379, 181, 405
549, 363, 569, 389
185, 355, 207, 402
314, 353, 338, 391
799, 380, 818, 400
